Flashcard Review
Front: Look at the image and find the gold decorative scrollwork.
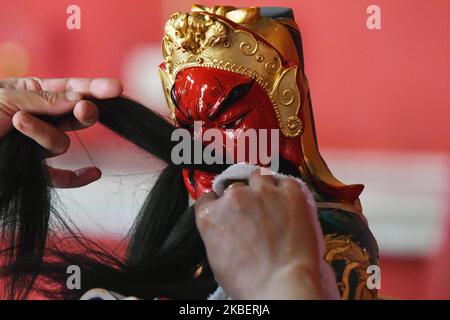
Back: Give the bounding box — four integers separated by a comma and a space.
264, 58, 281, 75
286, 116, 302, 132
280, 90, 295, 106
324, 234, 377, 300
271, 66, 303, 136
238, 31, 259, 56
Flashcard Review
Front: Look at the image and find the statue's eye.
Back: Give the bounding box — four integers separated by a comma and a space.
208, 80, 254, 120
234, 116, 244, 127
224, 80, 254, 108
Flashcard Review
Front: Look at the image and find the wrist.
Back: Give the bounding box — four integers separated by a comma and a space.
271, 263, 323, 300
239, 263, 323, 300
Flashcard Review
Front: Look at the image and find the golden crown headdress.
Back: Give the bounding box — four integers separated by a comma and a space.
159, 5, 306, 137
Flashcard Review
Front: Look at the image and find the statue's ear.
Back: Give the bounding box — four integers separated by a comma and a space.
271, 64, 303, 138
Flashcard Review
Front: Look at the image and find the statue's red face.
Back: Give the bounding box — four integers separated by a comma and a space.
172, 67, 301, 198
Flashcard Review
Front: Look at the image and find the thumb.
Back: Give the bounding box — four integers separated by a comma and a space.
194, 191, 218, 232
4, 89, 82, 116
195, 191, 218, 216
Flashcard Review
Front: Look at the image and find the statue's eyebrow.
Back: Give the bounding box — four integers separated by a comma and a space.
212, 76, 225, 96
171, 85, 191, 120
208, 79, 254, 120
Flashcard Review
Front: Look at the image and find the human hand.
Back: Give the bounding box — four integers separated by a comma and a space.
0, 77, 123, 188
195, 169, 324, 300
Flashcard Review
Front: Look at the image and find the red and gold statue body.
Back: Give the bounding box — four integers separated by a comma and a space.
159, 5, 379, 300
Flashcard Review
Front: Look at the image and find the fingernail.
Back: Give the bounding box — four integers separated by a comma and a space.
18, 112, 31, 128
92, 168, 102, 179
75, 167, 102, 181
65, 92, 82, 101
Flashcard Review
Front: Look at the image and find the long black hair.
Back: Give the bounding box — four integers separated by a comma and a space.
0, 97, 301, 300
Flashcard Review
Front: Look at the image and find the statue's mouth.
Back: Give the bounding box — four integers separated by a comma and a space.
183, 168, 217, 199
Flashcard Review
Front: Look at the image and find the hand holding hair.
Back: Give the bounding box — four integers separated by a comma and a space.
0, 77, 123, 188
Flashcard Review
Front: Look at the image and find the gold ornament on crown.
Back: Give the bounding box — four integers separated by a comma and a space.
159, 5, 304, 137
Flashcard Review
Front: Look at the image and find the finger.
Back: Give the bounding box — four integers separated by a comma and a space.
195, 191, 219, 231
74, 100, 99, 125
248, 167, 277, 190
1, 77, 123, 99
38, 78, 123, 99
0, 78, 44, 90
195, 191, 218, 216
12, 111, 70, 156
223, 181, 248, 194
279, 178, 304, 197
58, 100, 99, 131
2, 88, 82, 116
279, 178, 310, 214
47, 166, 102, 189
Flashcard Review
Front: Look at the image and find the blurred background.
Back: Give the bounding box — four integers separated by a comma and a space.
1, 0, 449, 299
